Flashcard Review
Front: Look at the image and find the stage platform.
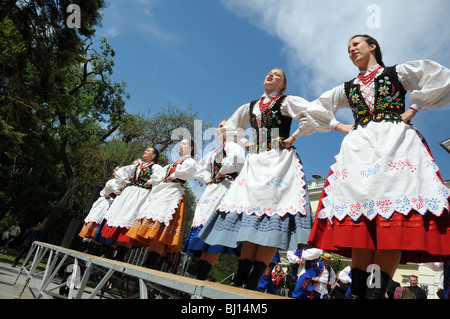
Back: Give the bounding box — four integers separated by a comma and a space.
15, 241, 288, 300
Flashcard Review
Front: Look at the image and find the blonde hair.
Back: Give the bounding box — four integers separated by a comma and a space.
276, 68, 287, 95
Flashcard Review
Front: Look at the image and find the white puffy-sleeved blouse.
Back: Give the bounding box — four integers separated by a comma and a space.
307, 60, 450, 131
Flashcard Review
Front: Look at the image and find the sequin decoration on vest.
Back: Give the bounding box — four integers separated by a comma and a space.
344, 66, 407, 128
249, 95, 291, 152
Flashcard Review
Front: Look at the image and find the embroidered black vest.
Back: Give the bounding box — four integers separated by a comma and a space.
249, 95, 291, 152
165, 159, 187, 185
210, 144, 238, 183
344, 66, 407, 128
128, 162, 155, 189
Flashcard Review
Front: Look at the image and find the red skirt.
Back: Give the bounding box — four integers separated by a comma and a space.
101, 224, 145, 247
308, 174, 450, 264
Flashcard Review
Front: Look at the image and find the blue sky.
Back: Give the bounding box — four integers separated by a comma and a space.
95, 0, 450, 190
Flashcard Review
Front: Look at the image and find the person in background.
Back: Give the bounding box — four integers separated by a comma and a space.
426, 262, 449, 299
127, 139, 197, 270
12, 222, 42, 267
404, 275, 427, 299
79, 166, 120, 242
1, 221, 21, 254
291, 248, 323, 299
100, 147, 163, 261
183, 120, 245, 280
272, 264, 286, 296
311, 253, 336, 299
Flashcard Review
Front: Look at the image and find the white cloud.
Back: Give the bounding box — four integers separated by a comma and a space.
221, 0, 450, 99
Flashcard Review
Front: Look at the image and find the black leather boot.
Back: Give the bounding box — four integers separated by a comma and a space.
195, 260, 213, 280
242, 261, 267, 291
348, 268, 370, 299
143, 251, 161, 270
104, 245, 116, 259
367, 270, 392, 299
230, 258, 253, 287
114, 245, 129, 262
86, 243, 101, 256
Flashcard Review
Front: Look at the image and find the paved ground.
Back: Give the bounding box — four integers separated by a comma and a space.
0, 258, 42, 299
0, 258, 100, 299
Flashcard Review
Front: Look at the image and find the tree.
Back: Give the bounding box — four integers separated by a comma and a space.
0, 0, 211, 248
0, 1, 106, 161
0, 2, 109, 233
0, 22, 130, 236
37, 38, 130, 234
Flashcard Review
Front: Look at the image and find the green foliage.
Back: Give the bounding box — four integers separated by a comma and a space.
329, 254, 352, 274
0, 1, 212, 251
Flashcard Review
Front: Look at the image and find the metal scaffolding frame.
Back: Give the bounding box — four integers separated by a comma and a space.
15, 241, 287, 300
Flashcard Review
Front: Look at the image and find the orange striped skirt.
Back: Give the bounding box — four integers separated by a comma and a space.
79, 222, 100, 239
126, 196, 186, 253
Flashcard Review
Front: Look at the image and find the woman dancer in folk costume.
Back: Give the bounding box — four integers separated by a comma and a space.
81, 162, 139, 257
199, 68, 332, 290
85, 160, 140, 257
183, 119, 245, 280
79, 166, 121, 240
127, 139, 197, 270
100, 147, 163, 260
307, 34, 450, 299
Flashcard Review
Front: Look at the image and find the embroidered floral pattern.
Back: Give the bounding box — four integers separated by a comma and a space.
217, 154, 308, 217
376, 199, 393, 218
378, 85, 389, 96
199, 195, 221, 206
349, 87, 361, 103
362, 201, 376, 219
335, 168, 350, 180
411, 196, 425, 212
128, 162, 155, 188
349, 203, 362, 220
360, 163, 381, 178
141, 189, 185, 226
322, 194, 448, 222
345, 67, 406, 126
438, 185, 450, 197
348, 87, 368, 123
249, 95, 290, 152
375, 76, 404, 111
389, 160, 417, 173
318, 142, 449, 222
266, 177, 288, 188
425, 197, 442, 212
395, 197, 412, 214
238, 177, 247, 188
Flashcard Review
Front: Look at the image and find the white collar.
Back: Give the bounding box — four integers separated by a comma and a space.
175, 154, 191, 162
359, 63, 381, 75
261, 91, 280, 99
